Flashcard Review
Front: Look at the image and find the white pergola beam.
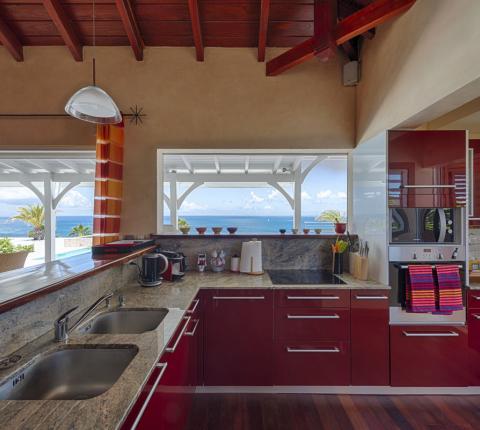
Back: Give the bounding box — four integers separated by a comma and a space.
0, 173, 93, 183
53, 180, 81, 209
268, 181, 293, 208
292, 157, 303, 173
177, 181, 203, 209
244, 156, 250, 174
165, 172, 294, 183
43, 177, 56, 263
272, 156, 282, 174
169, 181, 178, 229
293, 169, 302, 230
181, 155, 194, 174
214, 156, 221, 174
301, 156, 327, 182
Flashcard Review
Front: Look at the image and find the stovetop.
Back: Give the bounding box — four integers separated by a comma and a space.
267, 270, 346, 285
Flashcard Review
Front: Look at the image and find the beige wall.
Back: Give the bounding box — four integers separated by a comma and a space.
0, 46, 355, 235
356, 0, 480, 144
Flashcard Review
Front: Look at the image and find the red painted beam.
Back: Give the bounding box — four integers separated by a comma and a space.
42, 0, 82, 61
313, 0, 336, 62
115, 0, 144, 61
188, 0, 204, 61
266, 37, 316, 77
258, 0, 270, 62
0, 17, 23, 61
336, 0, 416, 45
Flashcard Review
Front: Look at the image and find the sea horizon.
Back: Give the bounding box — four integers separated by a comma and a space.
0, 215, 336, 237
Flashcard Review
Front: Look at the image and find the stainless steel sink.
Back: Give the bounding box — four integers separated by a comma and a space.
0, 345, 138, 400
78, 308, 169, 334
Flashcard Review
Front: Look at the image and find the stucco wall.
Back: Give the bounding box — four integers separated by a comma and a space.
0, 46, 355, 236
356, 0, 480, 144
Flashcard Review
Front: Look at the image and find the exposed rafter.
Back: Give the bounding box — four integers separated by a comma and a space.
258, 0, 270, 62
313, 0, 337, 62
115, 0, 144, 61
266, 0, 416, 76
187, 0, 204, 61
0, 16, 23, 61
42, 0, 83, 61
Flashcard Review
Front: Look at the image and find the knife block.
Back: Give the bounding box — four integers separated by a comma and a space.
349, 253, 368, 281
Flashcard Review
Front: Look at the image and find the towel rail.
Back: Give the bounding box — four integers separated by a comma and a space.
394, 264, 464, 270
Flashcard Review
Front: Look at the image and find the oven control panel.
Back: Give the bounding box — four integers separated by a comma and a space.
389, 245, 465, 262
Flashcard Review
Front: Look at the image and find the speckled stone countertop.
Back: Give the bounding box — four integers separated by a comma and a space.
0, 271, 389, 430
468, 283, 480, 290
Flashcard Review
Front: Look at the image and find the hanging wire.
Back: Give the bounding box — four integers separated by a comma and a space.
92, 0, 96, 86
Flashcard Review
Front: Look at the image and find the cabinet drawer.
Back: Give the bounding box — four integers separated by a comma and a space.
276, 289, 350, 308
390, 325, 470, 387
275, 308, 349, 341
274, 341, 350, 385
468, 290, 480, 310
351, 290, 389, 309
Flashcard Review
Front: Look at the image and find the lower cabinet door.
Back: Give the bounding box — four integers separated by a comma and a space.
390, 325, 470, 387
467, 310, 480, 385
273, 341, 350, 386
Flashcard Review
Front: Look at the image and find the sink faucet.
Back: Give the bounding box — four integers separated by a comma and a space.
54, 291, 114, 342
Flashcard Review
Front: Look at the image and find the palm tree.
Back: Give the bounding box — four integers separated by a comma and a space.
12, 204, 45, 240
68, 224, 92, 237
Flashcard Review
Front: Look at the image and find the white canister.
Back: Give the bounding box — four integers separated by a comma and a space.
240, 240, 263, 275
230, 256, 240, 272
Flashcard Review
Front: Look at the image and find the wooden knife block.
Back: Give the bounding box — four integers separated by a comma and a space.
349, 253, 368, 281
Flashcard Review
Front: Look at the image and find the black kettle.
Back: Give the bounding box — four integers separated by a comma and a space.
139, 253, 169, 287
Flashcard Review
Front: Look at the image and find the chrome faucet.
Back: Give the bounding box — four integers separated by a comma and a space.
54, 291, 114, 342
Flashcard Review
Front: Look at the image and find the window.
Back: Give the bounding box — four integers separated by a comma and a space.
158, 151, 348, 234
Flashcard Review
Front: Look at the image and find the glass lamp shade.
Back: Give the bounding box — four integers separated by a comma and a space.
65, 85, 122, 124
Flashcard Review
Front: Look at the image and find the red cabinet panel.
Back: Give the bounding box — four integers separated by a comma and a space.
186, 293, 204, 387
350, 290, 390, 386
204, 289, 273, 386
468, 289, 480, 310
273, 341, 350, 385
275, 307, 349, 341
390, 325, 470, 387
276, 289, 350, 308
388, 130, 467, 208
469, 140, 480, 224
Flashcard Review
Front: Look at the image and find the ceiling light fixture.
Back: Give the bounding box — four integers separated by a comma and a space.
65, 0, 121, 124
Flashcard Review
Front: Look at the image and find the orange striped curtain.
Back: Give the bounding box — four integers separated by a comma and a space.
93, 119, 124, 246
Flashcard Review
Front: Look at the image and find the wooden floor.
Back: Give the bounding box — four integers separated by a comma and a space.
186, 393, 480, 430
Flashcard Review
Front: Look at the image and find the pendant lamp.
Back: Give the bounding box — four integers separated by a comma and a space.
65, 0, 121, 124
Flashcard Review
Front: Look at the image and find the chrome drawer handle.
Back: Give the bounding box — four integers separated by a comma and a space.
131, 362, 168, 430
473, 296, 480, 301
355, 295, 388, 300
186, 299, 199, 314
185, 319, 200, 336
473, 314, 480, 320
212, 296, 265, 300
287, 347, 340, 353
287, 296, 340, 300
402, 331, 459, 337
165, 316, 191, 353
287, 314, 339, 319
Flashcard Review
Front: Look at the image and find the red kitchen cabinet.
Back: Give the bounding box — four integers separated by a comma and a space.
388, 130, 467, 208
273, 340, 350, 385
276, 289, 350, 308
467, 290, 480, 385
204, 289, 273, 386
186, 293, 203, 387
390, 325, 470, 387
350, 290, 390, 386
470, 139, 480, 226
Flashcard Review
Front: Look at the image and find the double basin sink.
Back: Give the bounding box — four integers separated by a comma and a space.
0, 307, 169, 401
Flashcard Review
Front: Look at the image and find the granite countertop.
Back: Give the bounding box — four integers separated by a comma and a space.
0, 271, 389, 430
469, 283, 480, 290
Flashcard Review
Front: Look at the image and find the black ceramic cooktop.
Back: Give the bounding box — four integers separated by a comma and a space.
267, 270, 346, 285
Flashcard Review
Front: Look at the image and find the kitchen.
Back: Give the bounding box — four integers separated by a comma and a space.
1, 1, 480, 429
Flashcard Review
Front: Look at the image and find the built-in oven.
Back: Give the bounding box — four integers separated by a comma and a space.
388, 245, 466, 326
390, 207, 462, 244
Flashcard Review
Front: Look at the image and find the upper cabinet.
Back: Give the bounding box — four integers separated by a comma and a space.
388, 130, 467, 208
469, 139, 480, 224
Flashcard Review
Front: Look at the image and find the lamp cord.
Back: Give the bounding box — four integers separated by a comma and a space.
92, 0, 96, 86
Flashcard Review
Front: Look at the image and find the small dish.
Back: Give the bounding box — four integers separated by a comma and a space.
314, 228, 322, 235
303, 229, 310, 235
196, 227, 207, 235
211, 227, 223, 235
180, 227, 190, 235
291, 228, 298, 234
279, 229, 286, 235
227, 227, 238, 235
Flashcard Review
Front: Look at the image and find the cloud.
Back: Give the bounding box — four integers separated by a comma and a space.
263, 205, 272, 210
250, 191, 264, 203
181, 200, 207, 212
267, 189, 280, 200
317, 190, 332, 199
301, 191, 312, 200
58, 190, 92, 208
0, 187, 38, 202
336, 191, 347, 199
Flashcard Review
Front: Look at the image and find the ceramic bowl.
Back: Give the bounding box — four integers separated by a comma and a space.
196, 227, 207, 235
211, 227, 223, 235
314, 228, 322, 235
180, 227, 190, 235
303, 229, 310, 235
279, 229, 286, 235
227, 227, 238, 235
291, 228, 298, 234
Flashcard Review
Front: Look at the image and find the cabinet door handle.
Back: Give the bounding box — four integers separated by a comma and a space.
402, 331, 459, 337
185, 319, 200, 336
401, 184, 456, 189
472, 296, 480, 301
212, 296, 265, 300
165, 316, 191, 353
469, 148, 474, 217
354, 295, 388, 300
131, 362, 168, 430
186, 299, 199, 314
287, 296, 339, 300
287, 347, 340, 353
472, 314, 480, 320
287, 314, 339, 319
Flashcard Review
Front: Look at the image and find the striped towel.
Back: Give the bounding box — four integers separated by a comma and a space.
406, 265, 436, 313
435, 265, 463, 312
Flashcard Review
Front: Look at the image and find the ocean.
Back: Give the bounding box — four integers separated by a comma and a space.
0, 215, 335, 237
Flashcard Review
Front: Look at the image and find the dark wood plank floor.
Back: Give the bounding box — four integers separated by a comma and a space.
186, 393, 480, 430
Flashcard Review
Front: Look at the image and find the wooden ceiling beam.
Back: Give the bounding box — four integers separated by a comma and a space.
336, 0, 416, 45
313, 0, 336, 62
188, 0, 204, 61
115, 0, 144, 61
42, 0, 82, 61
0, 17, 23, 61
257, 0, 270, 62
266, 37, 316, 77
